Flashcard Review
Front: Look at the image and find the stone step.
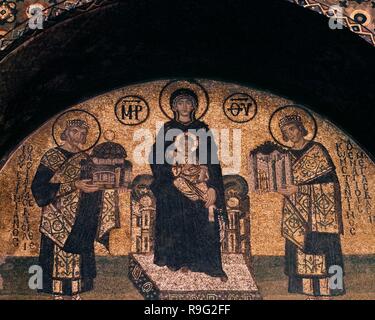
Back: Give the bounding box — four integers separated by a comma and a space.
129, 253, 262, 300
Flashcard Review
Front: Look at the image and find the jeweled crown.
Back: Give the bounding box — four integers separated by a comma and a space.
66, 119, 89, 128
279, 114, 302, 128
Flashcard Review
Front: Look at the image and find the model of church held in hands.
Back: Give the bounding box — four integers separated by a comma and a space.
250, 112, 345, 297
31, 119, 131, 300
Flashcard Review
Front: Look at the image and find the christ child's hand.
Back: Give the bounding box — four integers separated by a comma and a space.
205, 187, 217, 208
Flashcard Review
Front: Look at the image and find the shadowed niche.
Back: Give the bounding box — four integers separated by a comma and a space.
0, 0, 374, 164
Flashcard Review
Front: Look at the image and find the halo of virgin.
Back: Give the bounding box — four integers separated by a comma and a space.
159, 79, 209, 121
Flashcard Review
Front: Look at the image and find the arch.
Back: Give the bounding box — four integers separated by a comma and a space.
0, 0, 117, 60
0, 0, 373, 58
287, 0, 374, 46
0, 0, 374, 165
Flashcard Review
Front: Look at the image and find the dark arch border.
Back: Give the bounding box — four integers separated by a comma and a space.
0, 0, 373, 61
287, 0, 374, 46
0, 0, 374, 168
0, 0, 118, 62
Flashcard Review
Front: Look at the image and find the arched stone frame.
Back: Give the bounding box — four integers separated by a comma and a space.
0, 0, 374, 168
287, 0, 374, 46
0, 0, 373, 59
0, 0, 373, 301
0, 0, 118, 59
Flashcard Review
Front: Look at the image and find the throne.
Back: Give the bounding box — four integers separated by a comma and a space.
128, 174, 261, 300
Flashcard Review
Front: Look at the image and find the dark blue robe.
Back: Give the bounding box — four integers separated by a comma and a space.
150, 120, 227, 278
31, 147, 103, 295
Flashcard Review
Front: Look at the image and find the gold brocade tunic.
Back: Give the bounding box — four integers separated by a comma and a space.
281, 141, 345, 296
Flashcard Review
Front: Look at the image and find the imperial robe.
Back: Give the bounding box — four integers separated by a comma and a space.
31, 147, 120, 295
150, 120, 227, 277
282, 141, 345, 296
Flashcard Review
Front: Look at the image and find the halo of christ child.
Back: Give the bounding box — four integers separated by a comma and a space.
149, 88, 228, 282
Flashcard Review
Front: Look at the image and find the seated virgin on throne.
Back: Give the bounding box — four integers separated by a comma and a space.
148, 88, 228, 281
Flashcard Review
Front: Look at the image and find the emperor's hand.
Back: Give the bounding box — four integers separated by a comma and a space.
278, 185, 298, 197
75, 179, 100, 193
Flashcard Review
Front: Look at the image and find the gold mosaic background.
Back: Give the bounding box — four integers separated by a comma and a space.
0, 79, 374, 257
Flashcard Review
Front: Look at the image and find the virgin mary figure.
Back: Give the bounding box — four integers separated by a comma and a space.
149, 88, 228, 282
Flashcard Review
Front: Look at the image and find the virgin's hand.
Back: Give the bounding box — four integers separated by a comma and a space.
75, 179, 99, 193
205, 188, 217, 208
